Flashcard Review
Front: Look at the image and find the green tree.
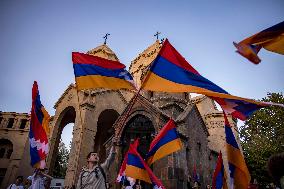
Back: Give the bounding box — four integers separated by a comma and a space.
52, 140, 70, 178
240, 93, 284, 187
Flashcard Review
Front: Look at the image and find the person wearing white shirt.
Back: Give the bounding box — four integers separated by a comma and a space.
7, 176, 24, 189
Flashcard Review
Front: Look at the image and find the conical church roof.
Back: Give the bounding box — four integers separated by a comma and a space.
87, 44, 119, 61
129, 40, 162, 88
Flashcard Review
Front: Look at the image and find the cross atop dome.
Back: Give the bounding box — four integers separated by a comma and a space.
154, 31, 161, 40
103, 33, 110, 44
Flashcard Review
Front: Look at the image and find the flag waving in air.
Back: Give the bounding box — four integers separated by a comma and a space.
116, 150, 136, 187
224, 112, 250, 189
234, 21, 284, 64
212, 151, 228, 189
29, 81, 50, 169
146, 119, 182, 165
141, 39, 283, 120
72, 52, 135, 90
125, 139, 165, 189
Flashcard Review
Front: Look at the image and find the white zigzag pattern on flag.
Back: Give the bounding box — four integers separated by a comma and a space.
153, 186, 163, 189
118, 70, 137, 89
29, 137, 49, 154
116, 175, 122, 182
118, 70, 132, 81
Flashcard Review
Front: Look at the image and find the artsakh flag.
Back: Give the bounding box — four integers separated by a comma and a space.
234, 21, 284, 64
125, 139, 165, 189
224, 112, 250, 189
141, 39, 284, 120
212, 151, 228, 189
72, 52, 135, 90
29, 81, 50, 169
146, 119, 182, 165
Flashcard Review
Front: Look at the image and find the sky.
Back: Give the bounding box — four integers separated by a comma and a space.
0, 0, 283, 146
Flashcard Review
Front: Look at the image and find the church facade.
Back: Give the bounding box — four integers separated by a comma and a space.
0, 41, 240, 189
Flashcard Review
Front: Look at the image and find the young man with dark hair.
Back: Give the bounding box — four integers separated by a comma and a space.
76, 144, 117, 189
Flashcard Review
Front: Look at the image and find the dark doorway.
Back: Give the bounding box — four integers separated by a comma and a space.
121, 114, 155, 189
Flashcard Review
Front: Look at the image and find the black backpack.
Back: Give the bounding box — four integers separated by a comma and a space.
97, 165, 108, 189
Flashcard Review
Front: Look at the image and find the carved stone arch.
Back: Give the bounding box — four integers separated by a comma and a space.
116, 109, 159, 140
117, 113, 155, 189
120, 113, 156, 158
47, 106, 76, 175
94, 109, 119, 162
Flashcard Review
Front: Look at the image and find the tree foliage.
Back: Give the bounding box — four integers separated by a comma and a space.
240, 93, 284, 187
52, 140, 70, 178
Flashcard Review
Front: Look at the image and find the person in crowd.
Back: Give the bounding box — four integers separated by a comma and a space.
76, 143, 117, 189
7, 176, 24, 189
192, 181, 200, 189
30, 169, 52, 189
24, 176, 32, 189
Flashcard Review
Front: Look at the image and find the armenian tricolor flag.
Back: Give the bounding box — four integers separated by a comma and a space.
234, 21, 284, 64
125, 140, 165, 189
212, 151, 228, 189
72, 52, 135, 90
224, 112, 250, 189
141, 39, 283, 120
146, 119, 182, 165
29, 81, 50, 169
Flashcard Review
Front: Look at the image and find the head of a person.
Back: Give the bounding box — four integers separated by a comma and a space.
87, 151, 99, 163
193, 181, 200, 188
15, 176, 23, 185
25, 176, 32, 186
43, 167, 49, 174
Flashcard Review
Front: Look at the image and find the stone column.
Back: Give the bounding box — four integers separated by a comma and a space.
64, 102, 97, 188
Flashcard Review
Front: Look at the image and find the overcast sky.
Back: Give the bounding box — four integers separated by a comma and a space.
1, 0, 283, 145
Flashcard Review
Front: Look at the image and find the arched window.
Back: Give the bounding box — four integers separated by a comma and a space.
7, 118, 14, 128
19, 119, 27, 129
0, 139, 13, 159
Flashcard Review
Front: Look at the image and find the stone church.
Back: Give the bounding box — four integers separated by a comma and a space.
0, 40, 240, 189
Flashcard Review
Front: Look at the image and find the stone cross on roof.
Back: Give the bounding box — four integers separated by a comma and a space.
154, 31, 161, 40
103, 33, 110, 44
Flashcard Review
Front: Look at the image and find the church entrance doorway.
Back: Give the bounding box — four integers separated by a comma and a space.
121, 114, 155, 189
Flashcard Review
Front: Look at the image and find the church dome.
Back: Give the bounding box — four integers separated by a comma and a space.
87, 44, 119, 61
